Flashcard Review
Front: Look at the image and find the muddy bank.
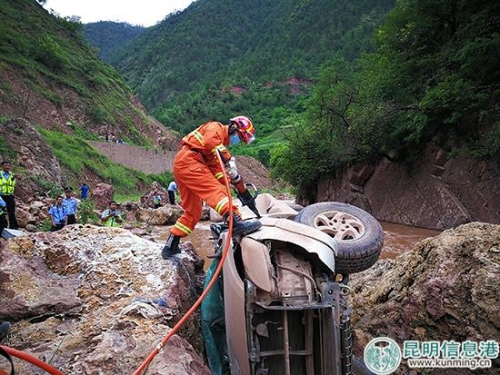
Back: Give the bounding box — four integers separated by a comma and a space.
311, 142, 500, 230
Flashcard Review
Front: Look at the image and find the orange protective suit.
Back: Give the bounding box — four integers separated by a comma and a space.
170, 121, 239, 238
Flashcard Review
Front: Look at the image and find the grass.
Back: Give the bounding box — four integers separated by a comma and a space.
38, 127, 173, 197
115, 192, 143, 203
0, 0, 157, 147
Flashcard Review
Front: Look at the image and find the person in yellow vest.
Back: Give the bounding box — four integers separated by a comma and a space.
152, 192, 162, 209
0, 161, 19, 229
100, 201, 124, 227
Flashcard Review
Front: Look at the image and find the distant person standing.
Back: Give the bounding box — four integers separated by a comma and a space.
49, 195, 66, 231
152, 192, 162, 209
62, 187, 78, 225
80, 183, 89, 200
0, 196, 8, 235
167, 181, 177, 205
0, 161, 19, 229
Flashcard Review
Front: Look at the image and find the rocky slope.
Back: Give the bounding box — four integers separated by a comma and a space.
0, 118, 63, 202
0, 226, 209, 374
313, 141, 500, 230
349, 222, 500, 374
1, 211, 498, 373
0, 0, 178, 150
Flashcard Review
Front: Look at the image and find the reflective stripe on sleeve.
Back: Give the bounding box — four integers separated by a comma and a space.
212, 144, 227, 156
214, 197, 229, 215
174, 221, 192, 236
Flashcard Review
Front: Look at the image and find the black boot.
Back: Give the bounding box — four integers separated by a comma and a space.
162, 234, 181, 259
224, 212, 262, 237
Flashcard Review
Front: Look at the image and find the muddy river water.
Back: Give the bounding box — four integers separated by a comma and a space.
378, 221, 441, 259
154, 220, 441, 270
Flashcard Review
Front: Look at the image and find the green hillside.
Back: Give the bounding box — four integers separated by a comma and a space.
273, 0, 500, 193
4, 0, 495, 198
0, 0, 163, 146
108, 0, 394, 160
107, 0, 499, 194
0, 0, 175, 195
83, 21, 145, 63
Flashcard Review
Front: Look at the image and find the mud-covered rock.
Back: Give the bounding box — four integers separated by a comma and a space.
0, 225, 209, 374
91, 183, 114, 210
136, 205, 184, 226
350, 222, 500, 374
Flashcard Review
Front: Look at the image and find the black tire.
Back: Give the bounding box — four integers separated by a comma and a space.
295, 202, 383, 274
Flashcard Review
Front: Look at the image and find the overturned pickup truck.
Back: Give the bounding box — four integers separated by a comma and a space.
202, 194, 383, 375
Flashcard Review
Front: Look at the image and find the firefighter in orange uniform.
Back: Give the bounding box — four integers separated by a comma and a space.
162, 116, 261, 259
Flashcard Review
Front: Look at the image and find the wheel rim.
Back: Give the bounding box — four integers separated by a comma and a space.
313, 210, 366, 241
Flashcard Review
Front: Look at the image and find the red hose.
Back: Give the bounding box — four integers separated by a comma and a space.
0, 345, 64, 375
132, 150, 234, 374
0, 155, 234, 375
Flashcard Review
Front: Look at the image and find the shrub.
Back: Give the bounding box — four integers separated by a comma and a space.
34, 35, 67, 71
78, 198, 99, 225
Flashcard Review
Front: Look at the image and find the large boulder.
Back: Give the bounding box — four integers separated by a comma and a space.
135, 204, 211, 226
11, 206, 33, 228
12, 198, 51, 229
140, 181, 170, 208
91, 183, 114, 210
349, 222, 500, 374
136, 205, 184, 226
0, 225, 209, 374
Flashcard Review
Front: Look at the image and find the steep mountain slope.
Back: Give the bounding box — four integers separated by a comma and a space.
111, 0, 277, 109
83, 21, 145, 63
0, 0, 175, 149
109, 0, 394, 134
0, 0, 180, 198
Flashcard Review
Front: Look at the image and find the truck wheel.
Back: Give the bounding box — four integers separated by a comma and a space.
295, 202, 383, 274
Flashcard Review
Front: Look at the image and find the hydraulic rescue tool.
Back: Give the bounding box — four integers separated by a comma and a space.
223, 156, 261, 218
229, 175, 261, 218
